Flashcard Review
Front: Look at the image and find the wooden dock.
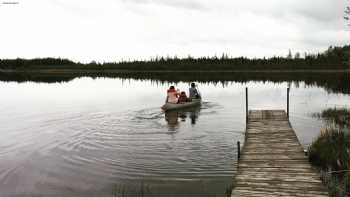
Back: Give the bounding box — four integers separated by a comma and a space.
231, 110, 328, 197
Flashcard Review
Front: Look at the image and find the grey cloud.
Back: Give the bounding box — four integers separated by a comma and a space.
289, 2, 344, 23
121, 0, 207, 10
50, 0, 93, 17
299, 29, 350, 48
267, 1, 345, 24
2, 0, 349, 61
202, 0, 347, 25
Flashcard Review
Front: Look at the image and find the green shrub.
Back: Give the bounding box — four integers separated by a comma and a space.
309, 126, 350, 196
345, 172, 350, 193
308, 126, 350, 171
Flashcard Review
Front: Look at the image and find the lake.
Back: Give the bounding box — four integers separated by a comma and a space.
0, 77, 349, 197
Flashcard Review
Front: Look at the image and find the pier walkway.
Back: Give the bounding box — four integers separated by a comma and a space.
231, 110, 328, 196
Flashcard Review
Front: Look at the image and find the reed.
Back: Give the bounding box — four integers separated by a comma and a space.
309, 125, 350, 197
309, 126, 350, 170
313, 108, 350, 128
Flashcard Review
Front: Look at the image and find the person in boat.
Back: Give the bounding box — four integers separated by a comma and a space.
167, 86, 180, 103
178, 91, 190, 103
189, 83, 201, 99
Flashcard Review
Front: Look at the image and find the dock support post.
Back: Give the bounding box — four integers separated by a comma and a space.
245, 87, 248, 123
287, 88, 290, 119
237, 141, 241, 160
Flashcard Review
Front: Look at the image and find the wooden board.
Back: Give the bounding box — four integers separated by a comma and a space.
231, 110, 328, 197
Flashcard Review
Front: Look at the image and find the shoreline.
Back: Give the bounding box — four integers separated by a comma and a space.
2, 68, 350, 74
1, 68, 350, 94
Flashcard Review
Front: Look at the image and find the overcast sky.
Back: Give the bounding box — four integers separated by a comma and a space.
0, 0, 349, 62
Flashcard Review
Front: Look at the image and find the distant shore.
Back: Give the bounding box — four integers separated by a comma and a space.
1, 44, 350, 94
2, 68, 350, 74
1, 45, 350, 71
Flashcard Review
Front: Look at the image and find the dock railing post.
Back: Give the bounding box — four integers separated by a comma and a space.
287, 88, 290, 119
245, 87, 248, 123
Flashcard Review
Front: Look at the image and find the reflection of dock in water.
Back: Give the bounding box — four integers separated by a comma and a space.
164, 106, 201, 130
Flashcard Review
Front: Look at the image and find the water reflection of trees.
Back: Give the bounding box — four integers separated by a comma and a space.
2, 71, 350, 94
313, 108, 350, 129
164, 106, 201, 131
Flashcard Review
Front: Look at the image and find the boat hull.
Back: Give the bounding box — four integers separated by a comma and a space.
161, 99, 201, 111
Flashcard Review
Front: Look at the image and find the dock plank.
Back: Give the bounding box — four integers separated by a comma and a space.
231, 110, 328, 197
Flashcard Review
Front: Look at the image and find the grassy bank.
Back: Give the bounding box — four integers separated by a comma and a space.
309, 108, 350, 196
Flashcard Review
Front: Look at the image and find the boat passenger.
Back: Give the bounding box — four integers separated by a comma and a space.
178, 91, 189, 103
189, 83, 200, 99
167, 86, 179, 103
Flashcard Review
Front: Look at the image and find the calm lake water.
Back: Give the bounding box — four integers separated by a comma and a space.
0, 77, 349, 197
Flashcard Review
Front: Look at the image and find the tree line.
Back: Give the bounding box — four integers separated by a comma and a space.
0, 45, 350, 71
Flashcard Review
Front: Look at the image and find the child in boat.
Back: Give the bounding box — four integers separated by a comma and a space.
167, 86, 179, 103
189, 83, 201, 99
178, 91, 189, 103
